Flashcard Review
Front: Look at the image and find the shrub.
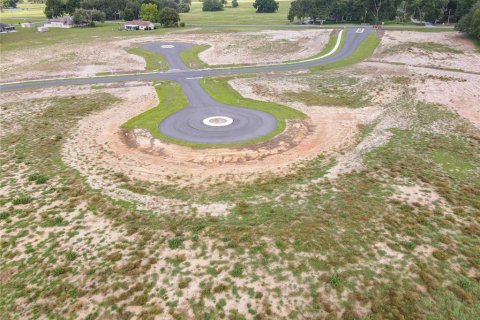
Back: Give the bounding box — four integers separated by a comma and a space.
230, 263, 244, 277
13, 196, 33, 205
232, 0, 239, 7
179, 22, 185, 27
28, 173, 49, 184
65, 251, 78, 261
202, 0, 224, 11
168, 237, 183, 249
159, 7, 180, 27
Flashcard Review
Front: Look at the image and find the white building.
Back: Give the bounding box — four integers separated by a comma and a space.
124, 20, 155, 31
44, 17, 74, 28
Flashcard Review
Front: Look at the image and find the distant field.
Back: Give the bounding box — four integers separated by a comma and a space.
1, 1, 292, 25
0, 3, 45, 22
180, 0, 292, 25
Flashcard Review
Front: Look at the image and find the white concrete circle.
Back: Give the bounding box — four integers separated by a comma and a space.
202, 116, 234, 127
161, 45, 175, 48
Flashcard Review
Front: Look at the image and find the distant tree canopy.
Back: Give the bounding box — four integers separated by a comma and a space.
1, 0, 19, 9
202, 0, 224, 11
140, 3, 158, 22
286, 0, 480, 30
44, 0, 188, 25
158, 7, 180, 26
73, 8, 106, 25
253, 0, 279, 13
455, 0, 480, 38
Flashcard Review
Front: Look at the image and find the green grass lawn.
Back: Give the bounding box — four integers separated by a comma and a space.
126, 48, 170, 71
0, 3, 45, 21
180, 0, 292, 25
179, 44, 210, 69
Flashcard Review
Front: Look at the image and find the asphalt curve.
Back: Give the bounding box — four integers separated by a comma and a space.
0, 27, 373, 144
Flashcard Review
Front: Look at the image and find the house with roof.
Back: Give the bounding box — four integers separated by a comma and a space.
0, 23, 16, 33
44, 17, 74, 28
124, 20, 155, 31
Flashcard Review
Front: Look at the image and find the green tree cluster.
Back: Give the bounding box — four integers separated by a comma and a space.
72, 8, 105, 26
253, 0, 279, 13
287, 0, 479, 27
1, 0, 19, 9
44, 0, 188, 24
202, 0, 224, 11
455, 0, 480, 38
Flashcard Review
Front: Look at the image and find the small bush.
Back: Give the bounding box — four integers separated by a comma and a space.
132, 293, 148, 305
168, 237, 183, 249
179, 22, 185, 27
432, 249, 449, 261
65, 251, 78, 261
235, 200, 251, 215
13, 196, 33, 205
232, 0, 238, 7
28, 173, 49, 184
230, 263, 244, 278
401, 241, 416, 250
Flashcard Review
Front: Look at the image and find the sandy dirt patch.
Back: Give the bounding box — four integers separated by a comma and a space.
407, 65, 480, 127
1, 29, 331, 83
373, 30, 480, 73
163, 29, 332, 66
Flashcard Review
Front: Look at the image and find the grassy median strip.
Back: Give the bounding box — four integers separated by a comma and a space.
310, 31, 381, 72
126, 48, 170, 71
122, 81, 187, 138
179, 44, 211, 69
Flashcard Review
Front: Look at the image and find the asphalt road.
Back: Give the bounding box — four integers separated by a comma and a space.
0, 27, 373, 144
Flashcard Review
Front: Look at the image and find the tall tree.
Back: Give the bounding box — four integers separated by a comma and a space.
253, 0, 279, 13
140, 3, 158, 21
158, 7, 180, 26
45, 0, 65, 18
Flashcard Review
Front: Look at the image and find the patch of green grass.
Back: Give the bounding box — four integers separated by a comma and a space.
0, 22, 172, 53
122, 80, 188, 137
383, 26, 455, 32
180, 0, 292, 25
310, 30, 380, 72
0, 3, 45, 21
126, 48, 170, 71
382, 41, 463, 55
28, 173, 49, 184
12, 196, 33, 205
179, 44, 210, 69
283, 76, 373, 108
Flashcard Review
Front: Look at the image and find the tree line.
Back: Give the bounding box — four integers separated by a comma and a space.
44, 0, 189, 24
287, 0, 479, 29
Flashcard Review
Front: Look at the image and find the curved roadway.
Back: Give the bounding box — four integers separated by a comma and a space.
0, 27, 374, 144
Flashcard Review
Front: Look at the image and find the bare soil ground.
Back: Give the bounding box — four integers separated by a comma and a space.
167, 29, 331, 66
0, 29, 331, 83
1, 30, 479, 320
374, 30, 480, 73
